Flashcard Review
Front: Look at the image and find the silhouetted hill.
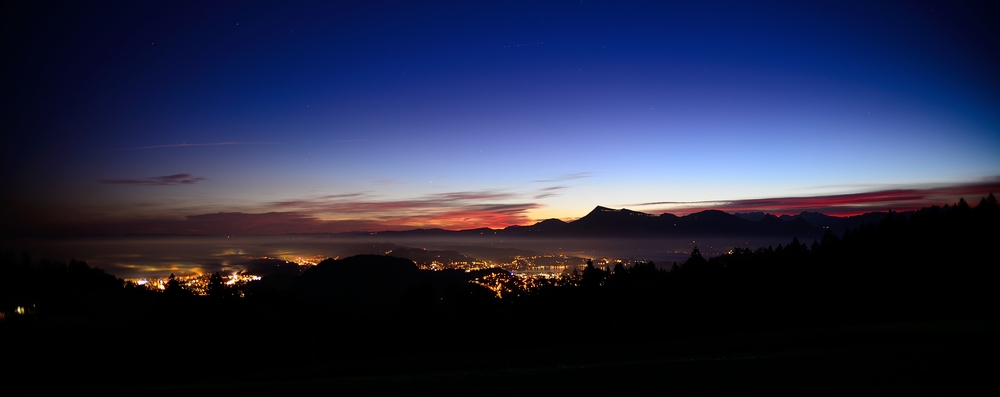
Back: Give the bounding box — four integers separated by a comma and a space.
290, 254, 492, 314
736, 211, 851, 229
825, 212, 890, 234
328, 206, 905, 242
493, 207, 824, 238
291, 255, 420, 309
502, 218, 570, 234
239, 258, 308, 277
291, 206, 900, 240
384, 247, 477, 266
781, 211, 841, 228
783, 217, 821, 235
734, 212, 767, 221
675, 210, 754, 234
437, 245, 548, 264
567, 206, 661, 236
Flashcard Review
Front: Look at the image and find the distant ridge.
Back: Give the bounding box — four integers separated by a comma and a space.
338, 206, 900, 239
370, 206, 889, 239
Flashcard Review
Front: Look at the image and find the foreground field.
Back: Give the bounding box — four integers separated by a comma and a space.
156, 320, 997, 395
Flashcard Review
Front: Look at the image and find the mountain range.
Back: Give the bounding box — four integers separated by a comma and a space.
362, 206, 894, 239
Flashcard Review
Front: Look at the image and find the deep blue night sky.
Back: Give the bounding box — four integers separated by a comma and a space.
3, 1, 999, 234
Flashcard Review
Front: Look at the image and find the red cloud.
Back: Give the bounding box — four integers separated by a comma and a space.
55, 204, 539, 235
637, 180, 1000, 216
386, 203, 541, 230
267, 190, 521, 215
35, 180, 998, 236
47, 188, 542, 235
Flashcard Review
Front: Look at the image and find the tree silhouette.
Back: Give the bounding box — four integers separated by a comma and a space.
581, 259, 607, 289
164, 273, 186, 297
207, 272, 226, 298
978, 192, 997, 209
956, 197, 971, 211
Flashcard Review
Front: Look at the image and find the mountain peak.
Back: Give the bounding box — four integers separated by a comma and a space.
587, 206, 653, 217
536, 218, 568, 226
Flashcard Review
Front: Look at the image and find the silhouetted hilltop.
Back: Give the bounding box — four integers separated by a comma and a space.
290, 254, 493, 314
437, 245, 548, 264
675, 209, 753, 234
781, 211, 840, 228
567, 206, 661, 236
292, 255, 420, 309
825, 212, 890, 234
502, 218, 570, 234
734, 211, 880, 232
239, 258, 307, 277
0, 254, 126, 322
535, 218, 570, 228
306, 206, 896, 239
734, 212, 768, 221
383, 247, 476, 267
493, 206, 825, 238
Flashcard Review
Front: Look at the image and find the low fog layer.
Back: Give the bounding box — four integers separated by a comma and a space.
2, 234, 793, 279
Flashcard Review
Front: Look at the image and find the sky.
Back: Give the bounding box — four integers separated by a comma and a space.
3, 0, 999, 236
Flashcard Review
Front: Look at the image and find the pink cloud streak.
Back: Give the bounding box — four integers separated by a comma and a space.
635, 180, 1000, 216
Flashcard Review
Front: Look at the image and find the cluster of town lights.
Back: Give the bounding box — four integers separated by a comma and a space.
120, 253, 656, 296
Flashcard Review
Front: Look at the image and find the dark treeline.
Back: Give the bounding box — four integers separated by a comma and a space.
513, 194, 1000, 339
2, 195, 998, 390
0, 253, 128, 320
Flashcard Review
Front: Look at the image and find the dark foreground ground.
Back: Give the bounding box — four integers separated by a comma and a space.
8, 319, 996, 395
210, 345, 987, 396
190, 321, 998, 396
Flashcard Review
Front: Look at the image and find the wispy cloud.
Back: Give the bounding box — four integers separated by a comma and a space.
382, 203, 541, 230
56, 200, 543, 235
317, 193, 368, 200
121, 141, 278, 150
431, 191, 516, 201
33, 177, 1000, 236
532, 172, 593, 183
58, 212, 389, 236
632, 179, 1000, 216
534, 185, 568, 200
269, 190, 518, 212
262, 189, 537, 230
100, 174, 206, 186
